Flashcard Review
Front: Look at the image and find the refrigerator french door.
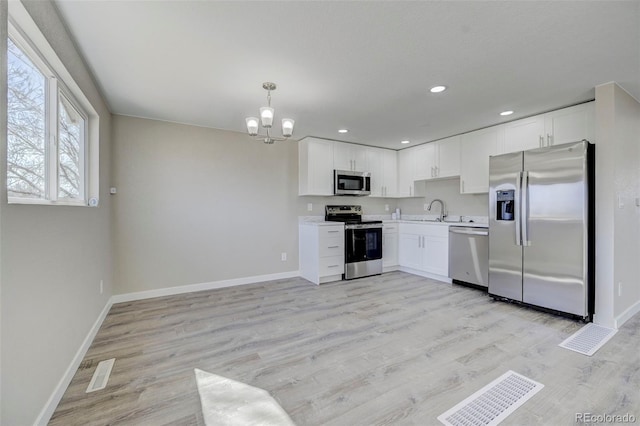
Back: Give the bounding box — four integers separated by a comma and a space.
488, 140, 594, 319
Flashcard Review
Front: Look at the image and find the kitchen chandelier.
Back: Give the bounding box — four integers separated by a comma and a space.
245, 82, 295, 144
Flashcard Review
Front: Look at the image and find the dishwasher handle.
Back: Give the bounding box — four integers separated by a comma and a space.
449, 228, 488, 236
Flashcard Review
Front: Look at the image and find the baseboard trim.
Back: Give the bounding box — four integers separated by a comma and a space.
615, 299, 640, 329
111, 270, 301, 304
34, 298, 113, 426
398, 266, 452, 284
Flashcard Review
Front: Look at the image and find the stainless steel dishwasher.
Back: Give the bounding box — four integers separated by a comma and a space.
449, 226, 489, 289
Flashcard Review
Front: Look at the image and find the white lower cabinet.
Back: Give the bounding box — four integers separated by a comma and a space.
382, 222, 399, 269
398, 223, 450, 280
299, 223, 344, 285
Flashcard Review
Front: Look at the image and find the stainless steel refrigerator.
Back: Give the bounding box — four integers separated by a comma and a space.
488, 140, 594, 319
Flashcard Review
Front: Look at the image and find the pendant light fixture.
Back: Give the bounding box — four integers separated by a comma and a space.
245, 82, 295, 144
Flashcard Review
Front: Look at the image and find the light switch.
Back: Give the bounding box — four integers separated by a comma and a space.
307, 203, 313, 212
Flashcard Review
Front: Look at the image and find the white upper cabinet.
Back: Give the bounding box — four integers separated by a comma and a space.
299, 137, 334, 196
381, 149, 398, 197
501, 102, 594, 154
397, 148, 418, 197
413, 136, 460, 181
367, 147, 398, 198
543, 102, 594, 146
413, 143, 435, 180
435, 135, 461, 178
460, 125, 504, 194
333, 141, 367, 172
503, 115, 546, 153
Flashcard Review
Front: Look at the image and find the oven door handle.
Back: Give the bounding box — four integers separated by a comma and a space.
345, 224, 383, 230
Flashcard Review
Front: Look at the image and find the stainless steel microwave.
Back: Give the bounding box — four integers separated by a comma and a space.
334, 170, 371, 196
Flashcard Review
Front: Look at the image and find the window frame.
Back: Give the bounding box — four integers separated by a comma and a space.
7, 2, 99, 207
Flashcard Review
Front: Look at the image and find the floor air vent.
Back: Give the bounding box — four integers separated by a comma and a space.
86, 358, 115, 393
559, 323, 617, 356
438, 371, 544, 426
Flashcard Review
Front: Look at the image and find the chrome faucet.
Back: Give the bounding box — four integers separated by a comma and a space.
427, 199, 447, 222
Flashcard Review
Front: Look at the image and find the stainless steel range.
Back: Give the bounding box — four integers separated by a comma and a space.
325, 205, 383, 280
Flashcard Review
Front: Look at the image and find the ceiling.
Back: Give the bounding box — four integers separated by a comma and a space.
53, 1, 640, 150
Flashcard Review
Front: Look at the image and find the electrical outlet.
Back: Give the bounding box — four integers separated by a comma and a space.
307, 203, 313, 212
100, 280, 104, 294
281, 252, 287, 261
618, 282, 622, 297
385, 204, 389, 211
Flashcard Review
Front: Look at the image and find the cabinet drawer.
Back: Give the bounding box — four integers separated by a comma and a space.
422, 224, 449, 238
319, 237, 344, 257
319, 255, 344, 276
319, 226, 344, 240
383, 224, 398, 233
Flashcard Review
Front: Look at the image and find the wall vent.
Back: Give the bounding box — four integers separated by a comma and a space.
86, 358, 115, 393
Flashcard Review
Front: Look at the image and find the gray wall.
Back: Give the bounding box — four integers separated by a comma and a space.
594, 82, 640, 327
112, 116, 300, 294
0, 1, 113, 424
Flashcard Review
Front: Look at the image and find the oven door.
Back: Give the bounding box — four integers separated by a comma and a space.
345, 224, 382, 263
344, 224, 383, 279
334, 170, 371, 196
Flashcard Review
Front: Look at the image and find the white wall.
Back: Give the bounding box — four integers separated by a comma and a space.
594, 82, 640, 328
397, 178, 488, 217
0, 1, 113, 425
112, 115, 300, 294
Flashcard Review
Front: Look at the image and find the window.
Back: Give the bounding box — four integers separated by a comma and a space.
6, 5, 98, 206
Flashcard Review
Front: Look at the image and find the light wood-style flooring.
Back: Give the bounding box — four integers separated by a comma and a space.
50, 272, 640, 425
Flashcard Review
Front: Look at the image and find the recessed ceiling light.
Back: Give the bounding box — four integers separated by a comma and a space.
338, 129, 348, 133
430, 85, 447, 93
500, 110, 514, 116
401, 140, 410, 144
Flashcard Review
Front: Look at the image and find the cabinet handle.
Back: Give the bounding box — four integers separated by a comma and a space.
328, 264, 340, 268
435, 166, 439, 177
547, 133, 552, 146
539, 135, 544, 148
328, 230, 340, 233
328, 245, 340, 249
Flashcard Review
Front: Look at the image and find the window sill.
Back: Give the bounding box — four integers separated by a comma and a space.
8, 197, 94, 207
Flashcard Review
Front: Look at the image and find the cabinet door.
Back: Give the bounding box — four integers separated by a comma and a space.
351, 145, 368, 171
414, 143, 436, 180
333, 141, 353, 171
460, 126, 503, 194
334, 142, 368, 171
383, 232, 399, 267
382, 149, 398, 197
422, 235, 449, 276
398, 233, 421, 269
503, 115, 545, 153
366, 148, 384, 197
435, 136, 460, 178
397, 149, 416, 197
544, 103, 593, 146
299, 138, 334, 196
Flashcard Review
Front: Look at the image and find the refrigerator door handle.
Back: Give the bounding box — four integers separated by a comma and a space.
521, 170, 530, 246
515, 171, 522, 246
